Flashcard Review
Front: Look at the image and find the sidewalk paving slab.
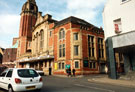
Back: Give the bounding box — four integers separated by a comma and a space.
88, 77, 135, 88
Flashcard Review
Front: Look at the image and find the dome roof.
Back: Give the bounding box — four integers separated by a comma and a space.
22, 0, 38, 14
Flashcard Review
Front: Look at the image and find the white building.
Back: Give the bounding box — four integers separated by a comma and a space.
103, 0, 135, 79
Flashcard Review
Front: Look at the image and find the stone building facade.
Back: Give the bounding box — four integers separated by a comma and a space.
16, 0, 106, 75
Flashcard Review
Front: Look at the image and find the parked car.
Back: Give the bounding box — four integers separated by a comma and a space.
0, 68, 43, 92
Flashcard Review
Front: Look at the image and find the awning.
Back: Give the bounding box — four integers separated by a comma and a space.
15, 55, 54, 63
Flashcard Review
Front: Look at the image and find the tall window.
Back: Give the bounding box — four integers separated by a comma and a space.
59, 62, 61, 69
62, 62, 65, 69
88, 36, 95, 57
74, 33, 78, 40
114, 19, 122, 34
74, 45, 79, 56
40, 30, 44, 49
59, 44, 65, 58
36, 33, 38, 52
59, 28, 65, 40
89, 62, 96, 69
75, 61, 79, 68
98, 38, 104, 58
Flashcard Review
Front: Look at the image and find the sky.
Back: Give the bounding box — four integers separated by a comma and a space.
0, 0, 107, 48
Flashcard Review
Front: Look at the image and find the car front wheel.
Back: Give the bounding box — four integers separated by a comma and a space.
8, 86, 14, 92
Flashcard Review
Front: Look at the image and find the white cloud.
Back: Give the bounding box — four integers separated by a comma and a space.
51, 0, 107, 26
67, 0, 106, 10
0, 14, 20, 35
0, 40, 10, 48
0, 14, 20, 48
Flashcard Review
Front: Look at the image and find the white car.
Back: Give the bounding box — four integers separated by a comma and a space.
0, 68, 43, 92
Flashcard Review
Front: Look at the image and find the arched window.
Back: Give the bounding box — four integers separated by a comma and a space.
59, 28, 65, 40
36, 32, 38, 52
40, 30, 44, 49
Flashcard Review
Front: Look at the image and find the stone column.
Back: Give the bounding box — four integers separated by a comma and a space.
106, 37, 117, 79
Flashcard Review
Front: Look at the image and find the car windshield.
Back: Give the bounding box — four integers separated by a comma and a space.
18, 69, 39, 78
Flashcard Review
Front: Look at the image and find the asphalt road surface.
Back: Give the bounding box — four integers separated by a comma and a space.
0, 75, 135, 92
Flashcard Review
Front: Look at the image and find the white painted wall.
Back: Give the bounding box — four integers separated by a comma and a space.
103, 0, 135, 40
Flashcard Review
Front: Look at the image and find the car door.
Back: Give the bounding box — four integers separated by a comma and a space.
4, 69, 13, 90
0, 70, 8, 89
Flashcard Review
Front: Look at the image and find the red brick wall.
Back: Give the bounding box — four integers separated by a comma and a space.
2, 48, 17, 63
66, 30, 71, 60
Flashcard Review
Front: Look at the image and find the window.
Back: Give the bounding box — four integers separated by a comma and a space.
114, 19, 122, 34
18, 69, 39, 78
6, 69, 13, 77
62, 62, 65, 69
59, 44, 65, 58
83, 60, 89, 67
75, 61, 79, 68
36, 33, 38, 52
30, 4, 34, 10
74, 45, 79, 56
50, 31, 52, 37
74, 33, 78, 40
88, 36, 95, 57
0, 72, 7, 77
89, 62, 97, 69
59, 28, 65, 40
90, 62, 93, 69
59, 63, 61, 69
122, 0, 127, 2
40, 30, 44, 49
98, 38, 104, 58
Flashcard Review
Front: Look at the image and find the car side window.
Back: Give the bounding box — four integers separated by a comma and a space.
6, 69, 13, 77
0, 72, 7, 77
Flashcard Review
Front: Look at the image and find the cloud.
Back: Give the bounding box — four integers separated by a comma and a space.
0, 14, 20, 48
0, 14, 20, 35
46, 0, 107, 27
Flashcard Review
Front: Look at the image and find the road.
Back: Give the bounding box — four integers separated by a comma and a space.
0, 75, 135, 92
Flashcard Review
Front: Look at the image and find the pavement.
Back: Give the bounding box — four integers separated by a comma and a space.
53, 74, 135, 88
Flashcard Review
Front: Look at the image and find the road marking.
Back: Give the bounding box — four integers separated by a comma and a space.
74, 84, 115, 92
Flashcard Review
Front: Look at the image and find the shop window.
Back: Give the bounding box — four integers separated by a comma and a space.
74, 33, 78, 40
75, 61, 79, 68
114, 19, 122, 34
88, 35, 95, 57
74, 45, 79, 56
98, 38, 104, 59
83, 60, 89, 67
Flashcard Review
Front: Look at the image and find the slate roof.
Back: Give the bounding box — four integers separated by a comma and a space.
55, 16, 95, 28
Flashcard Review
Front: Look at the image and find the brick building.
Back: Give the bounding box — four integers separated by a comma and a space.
2, 48, 17, 68
16, 0, 106, 75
